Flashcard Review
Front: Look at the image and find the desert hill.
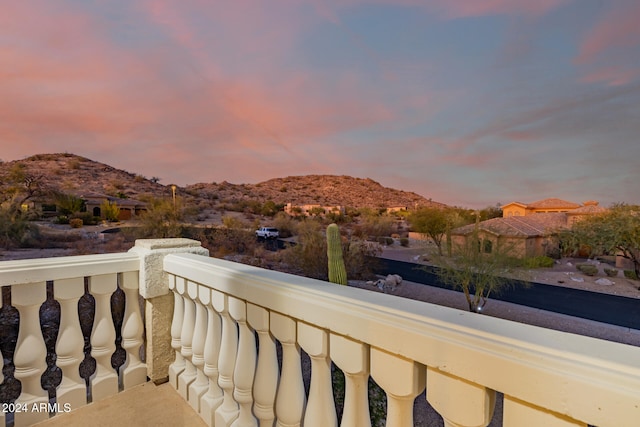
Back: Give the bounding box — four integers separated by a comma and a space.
187, 176, 445, 209
0, 153, 166, 201
0, 153, 446, 209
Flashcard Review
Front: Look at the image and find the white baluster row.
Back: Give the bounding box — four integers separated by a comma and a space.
1, 271, 146, 427
169, 273, 591, 427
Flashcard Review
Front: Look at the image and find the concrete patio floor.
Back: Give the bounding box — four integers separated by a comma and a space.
33, 381, 206, 427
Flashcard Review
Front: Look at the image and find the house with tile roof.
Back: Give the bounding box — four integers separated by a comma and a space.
451, 213, 570, 258
76, 191, 147, 220
452, 199, 608, 258
501, 198, 582, 217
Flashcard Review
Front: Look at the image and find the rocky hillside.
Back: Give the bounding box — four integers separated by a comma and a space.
0, 153, 167, 201
0, 153, 446, 209
187, 175, 446, 209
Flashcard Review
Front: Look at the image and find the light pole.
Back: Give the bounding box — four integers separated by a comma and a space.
171, 184, 177, 212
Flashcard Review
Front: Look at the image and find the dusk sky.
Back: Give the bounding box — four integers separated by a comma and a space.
2, 1, 639, 208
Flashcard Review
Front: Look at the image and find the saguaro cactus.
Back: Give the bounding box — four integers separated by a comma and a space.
327, 223, 348, 285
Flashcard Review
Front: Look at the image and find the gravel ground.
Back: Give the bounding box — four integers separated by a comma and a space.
364, 243, 640, 347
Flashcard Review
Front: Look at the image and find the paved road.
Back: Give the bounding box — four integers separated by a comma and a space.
374, 257, 640, 330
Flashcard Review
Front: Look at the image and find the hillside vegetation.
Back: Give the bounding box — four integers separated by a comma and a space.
0, 153, 445, 209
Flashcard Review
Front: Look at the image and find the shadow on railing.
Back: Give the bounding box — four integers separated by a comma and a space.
166, 253, 640, 427
0, 253, 146, 427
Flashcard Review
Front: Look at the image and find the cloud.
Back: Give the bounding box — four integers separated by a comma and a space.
574, 1, 640, 86
426, 0, 567, 19
576, 1, 640, 65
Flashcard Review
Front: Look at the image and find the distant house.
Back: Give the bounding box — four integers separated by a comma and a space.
501, 198, 582, 217
284, 203, 344, 217
452, 199, 608, 258
386, 206, 408, 214
75, 191, 147, 220
451, 213, 569, 258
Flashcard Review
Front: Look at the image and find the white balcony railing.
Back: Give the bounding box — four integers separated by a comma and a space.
1, 239, 639, 427
0, 252, 145, 426
165, 252, 640, 427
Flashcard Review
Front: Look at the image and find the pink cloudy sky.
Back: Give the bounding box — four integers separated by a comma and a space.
2, 0, 639, 208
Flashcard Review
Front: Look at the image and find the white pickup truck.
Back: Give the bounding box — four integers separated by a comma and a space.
255, 227, 279, 239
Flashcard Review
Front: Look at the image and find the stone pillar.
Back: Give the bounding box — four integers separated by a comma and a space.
129, 238, 209, 383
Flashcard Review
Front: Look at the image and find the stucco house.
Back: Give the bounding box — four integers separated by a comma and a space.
453, 199, 607, 258
501, 198, 581, 217
451, 213, 569, 258
75, 191, 147, 220
284, 203, 344, 217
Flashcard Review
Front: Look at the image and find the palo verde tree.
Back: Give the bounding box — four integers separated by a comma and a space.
566, 203, 640, 278
435, 227, 522, 313
137, 197, 185, 238
0, 162, 46, 215
409, 207, 450, 255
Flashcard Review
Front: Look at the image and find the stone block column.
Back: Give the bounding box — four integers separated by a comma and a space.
129, 238, 209, 383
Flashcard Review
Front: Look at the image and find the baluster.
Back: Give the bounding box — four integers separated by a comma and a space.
169, 275, 186, 388
54, 277, 87, 409
188, 283, 210, 412
89, 273, 119, 402
229, 297, 258, 427
200, 287, 224, 426
370, 347, 425, 427
271, 312, 306, 427
13, 282, 48, 426
299, 323, 337, 427
247, 304, 278, 427
119, 271, 146, 389
178, 280, 197, 399
503, 395, 586, 427
330, 334, 371, 427
426, 367, 495, 427
213, 289, 239, 427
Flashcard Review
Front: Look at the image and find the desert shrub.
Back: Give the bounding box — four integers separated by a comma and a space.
0, 208, 38, 248
624, 270, 638, 280
69, 218, 83, 228
376, 236, 394, 246
576, 263, 598, 276
71, 212, 99, 225
603, 268, 618, 277
192, 228, 256, 258
136, 197, 184, 238
101, 200, 120, 222
343, 240, 382, 280
272, 212, 297, 238
283, 220, 327, 279
360, 214, 395, 237
56, 215, 70, 224
522, 256, 555, 268
399, 237, 409, 247
222, 215, 247, 229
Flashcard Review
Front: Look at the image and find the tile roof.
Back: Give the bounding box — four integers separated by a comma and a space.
452, 213, 569, 237
526, 198, 581, 209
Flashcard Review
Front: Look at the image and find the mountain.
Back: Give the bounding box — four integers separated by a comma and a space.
0, 153, 446, 209
0, 153, 167, 200
187, 175, 446, 209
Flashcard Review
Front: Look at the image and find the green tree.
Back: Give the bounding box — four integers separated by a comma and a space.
101, 200, 121, 222
138, 197, 184, 238
54, 192, 85, 215
435, 227, 522, 312
0, 206, 38, 248
409, 207, 450, 255
0, 163, 46, 215
566, 204, 640, 278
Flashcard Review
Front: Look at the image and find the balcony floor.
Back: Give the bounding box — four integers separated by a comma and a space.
33, 382, 206, 427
